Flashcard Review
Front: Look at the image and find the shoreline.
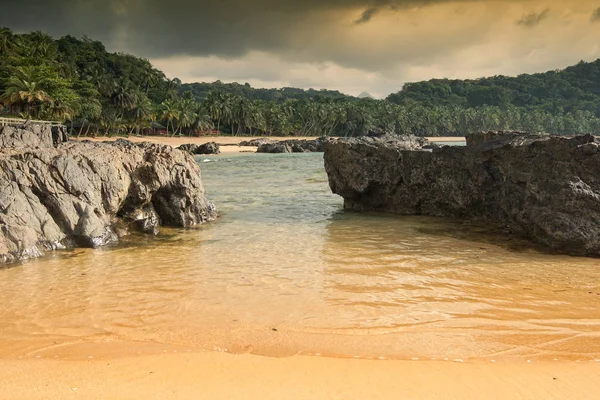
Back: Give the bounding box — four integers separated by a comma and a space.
73, 135, 466, 154
1, 344, 598, 400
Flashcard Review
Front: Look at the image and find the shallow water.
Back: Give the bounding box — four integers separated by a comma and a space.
0, 153, 598, 361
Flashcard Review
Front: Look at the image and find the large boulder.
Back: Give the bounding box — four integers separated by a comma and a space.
178, 142, 220, 155
324, 132, 600, 256
257, 142, 292, 153
0, 126, 217, 265
256, 137, 337, 153
239, 138, 273, 147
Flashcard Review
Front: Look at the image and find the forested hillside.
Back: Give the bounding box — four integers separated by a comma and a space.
181, 82, 353, 103
1, 27, 600, 137
387, 60, 600, 115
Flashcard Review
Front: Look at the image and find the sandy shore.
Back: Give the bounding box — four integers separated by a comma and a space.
74, 135, 465, 153
74, 136, 320, 154
428, 136, 467, 142
1, 345, 598, 400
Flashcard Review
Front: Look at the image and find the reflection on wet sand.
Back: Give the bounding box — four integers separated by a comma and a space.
0, 153, 598, 362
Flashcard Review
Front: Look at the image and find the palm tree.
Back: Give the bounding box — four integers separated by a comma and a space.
140, 62, 160, 94
0, 66, 54, 117
28, 31, 57, 59
219, 94, 234, 134
191, 107, 214, 135
0, 28, 16, 55
231, 96, 252, 136
129, 91, 154, 136
204, 91, 223, 133
111, 79, 136, 119
160, 100, 178, 136
99, 107, 120, 137
84, 63, 114, 97
163, 78, 180, 101
174, 98, 196, 136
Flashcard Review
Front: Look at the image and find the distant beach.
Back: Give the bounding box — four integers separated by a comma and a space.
75, 135, 466, 153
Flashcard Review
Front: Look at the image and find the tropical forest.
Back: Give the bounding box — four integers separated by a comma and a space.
2, 27, 600, 137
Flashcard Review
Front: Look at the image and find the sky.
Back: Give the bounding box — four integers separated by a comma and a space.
1, 0, 600, 98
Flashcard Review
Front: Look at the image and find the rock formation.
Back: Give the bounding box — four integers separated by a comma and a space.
256, 142, 292, 153
324, 132, 600, 256
239, 138, 273, 147
177, 141, 220, 155
256, 137, 336, 153
0, 126, 217, 265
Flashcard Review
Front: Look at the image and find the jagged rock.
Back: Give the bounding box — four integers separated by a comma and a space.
177, 142, 220, 155
256, 137, 337, 153
239, 138, 273, 147
257, 142, 292, 153
0, 127, 217, 265
324, 132, 600, 257
465, 130, 534, 148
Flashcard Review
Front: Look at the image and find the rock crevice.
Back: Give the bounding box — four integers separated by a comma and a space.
0, 126, 217, 265
324, 132, 600, 256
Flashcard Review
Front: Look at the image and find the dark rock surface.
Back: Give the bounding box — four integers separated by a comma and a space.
177, 141, 220, 155
0, 126, 217, 265
256, 142, 292, 153
256, 137, 336, 153
324, 131, 600, 256
239, 138, 273, 147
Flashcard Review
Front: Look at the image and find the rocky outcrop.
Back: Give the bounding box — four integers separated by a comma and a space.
324, 132, 600, 256
177, 142, 220, 155
257, 142, 291, 153
239, 138, 273, 147
0, 126, 217, 265
256, 137, 336, 153
0, 124, 68, 148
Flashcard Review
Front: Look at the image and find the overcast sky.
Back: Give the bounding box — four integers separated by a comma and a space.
1, 0, 600, 97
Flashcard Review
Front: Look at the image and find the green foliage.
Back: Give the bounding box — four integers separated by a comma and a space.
181, 81, 353, 103
386, 61, 600, 117
2, 26, 600, 137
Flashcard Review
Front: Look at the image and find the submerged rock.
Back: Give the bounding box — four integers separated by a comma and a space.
324, 131, 600, 257
0, 126, 217, 265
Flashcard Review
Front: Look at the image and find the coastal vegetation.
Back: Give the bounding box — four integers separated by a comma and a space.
2, 27, 600, 137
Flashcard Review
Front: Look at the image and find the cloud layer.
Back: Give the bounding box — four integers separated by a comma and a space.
1, 1, 600, 96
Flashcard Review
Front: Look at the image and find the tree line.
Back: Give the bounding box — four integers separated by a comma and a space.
2, 27, 600, 137
387, 60, 600, 117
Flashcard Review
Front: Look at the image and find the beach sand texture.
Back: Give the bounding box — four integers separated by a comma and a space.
1, 345, 599, 400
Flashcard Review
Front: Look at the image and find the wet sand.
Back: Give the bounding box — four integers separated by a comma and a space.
1, 342, 599, 400
75, 135, 465, 153
429, 136, 467, 142
6, 138, 595, 399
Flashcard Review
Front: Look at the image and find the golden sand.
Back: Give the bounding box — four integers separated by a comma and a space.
1, 341, 598, 400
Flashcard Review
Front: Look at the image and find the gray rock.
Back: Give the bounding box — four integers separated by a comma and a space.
256, 137, 337, 153
257, 142, 292, 153
239, 138, 273, 147
178, 142, 220, 155
0, 126, 217, 265
0, 124, 55, 149
324, 131, 600, 257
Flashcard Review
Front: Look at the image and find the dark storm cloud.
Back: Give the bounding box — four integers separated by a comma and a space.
0, 0, 458, 56
592, 7, 600, 22
354, 7, 381, 24
0, 0, 562, 76
0, 0, 119, 40
517, 8, 550, 28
